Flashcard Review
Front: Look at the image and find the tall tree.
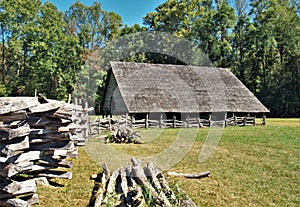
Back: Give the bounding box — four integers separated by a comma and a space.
65, 1, 123, 51
245, 0, 300, 116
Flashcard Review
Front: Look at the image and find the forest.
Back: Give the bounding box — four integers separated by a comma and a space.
0, 0, 299, 117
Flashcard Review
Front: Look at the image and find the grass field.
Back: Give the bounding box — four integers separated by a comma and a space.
36, 118, 299, 206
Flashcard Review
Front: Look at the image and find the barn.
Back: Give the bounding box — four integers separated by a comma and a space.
101, 61, 269, 127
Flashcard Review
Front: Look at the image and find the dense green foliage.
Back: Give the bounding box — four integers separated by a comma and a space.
0, 0, 299, 117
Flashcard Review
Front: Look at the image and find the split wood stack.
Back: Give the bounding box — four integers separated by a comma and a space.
0, 96, 86, 206
107, 126, 141, 144
89, 158, 197, 207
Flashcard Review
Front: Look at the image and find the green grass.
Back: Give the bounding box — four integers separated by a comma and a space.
266, 118, 300, 126
36, 119, 299, 206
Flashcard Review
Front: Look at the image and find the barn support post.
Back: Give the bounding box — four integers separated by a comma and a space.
254, 114, 256, 126
224, 112, 227, 127
172, 115, 176, 128
159, 113, 163, 128
233, 113, 237, 126
145, 113, 149, 128
198, 113, 202, 128
262, 114, 266, 125
209, 113, 211, 127
187, 115, 190, 128
131, 114, 135, 128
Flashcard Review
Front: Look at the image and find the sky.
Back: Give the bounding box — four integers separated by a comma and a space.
42, 0, 166, 26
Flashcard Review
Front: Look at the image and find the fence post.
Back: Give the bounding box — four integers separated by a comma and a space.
145, 113, 149, 128
109, 117, 112, 131
98, 116, 101, 135
262, 114, 266, 125
172, 115, 176, 128
132, 114, 135, 128
159, 113, 163, 128
234, 113, 237, 126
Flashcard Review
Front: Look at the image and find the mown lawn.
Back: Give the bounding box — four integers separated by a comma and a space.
36, 119, 299, 206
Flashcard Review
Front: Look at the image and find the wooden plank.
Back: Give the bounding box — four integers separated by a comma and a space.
0, 198, 29, 207
0, 178, 37, 199
7, 151, 41, 164
167, 171, 210, 179
30, 141, 75, 151
28, 101, 66, 113
0, 125, 30, 141
38, 156, 74, 168
37, 170, 72, 179
0, 162, 33, 177
0, 97, 39, 115
1, 120, 27, 128
27, 193, 39, 205
51, 106, 73, 120
0, 111, 28, 122
29, 132, 71, 139
26, 117, 63, 128
0, 136, 30, 157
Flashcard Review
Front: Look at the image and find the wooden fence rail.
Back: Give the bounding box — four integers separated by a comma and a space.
90, 114, 260, 135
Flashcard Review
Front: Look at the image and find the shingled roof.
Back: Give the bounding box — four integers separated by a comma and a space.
101, 62, 269, 114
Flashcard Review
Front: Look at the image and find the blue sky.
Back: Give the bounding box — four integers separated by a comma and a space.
42, 0, 165, 26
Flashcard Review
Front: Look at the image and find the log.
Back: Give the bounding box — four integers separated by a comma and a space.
30, 141, 75, 152
38, 156, 73, 168
0, 198, 29, 207
0, 162, 34, 177
7, 151, 41, 164
102, 169, 119, 205
0, 97, 39, 115
131, 158, 171, 206
25, 117, 61, 128
167, 171, 210, 179
27, 193, 39, 205
127, 174, 145, 207
173, 185, 197, 207
37, 170, 72, 179
0, 111, 28, 122
0, 124, 30, 141
144, 162, 174, 206
51, 106, 73, 120
157, 172, 177, 204
0, 178, 37, 199
1, 136, 29, 157
28, 101, 65, 113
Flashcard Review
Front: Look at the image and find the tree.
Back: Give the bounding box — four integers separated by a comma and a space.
245, 0, 300, 116
65, 1, 123, 51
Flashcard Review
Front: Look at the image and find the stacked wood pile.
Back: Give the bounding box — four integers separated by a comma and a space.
89, 158, 197, 207
0, 96, 85, 206
107, 126, 141, 144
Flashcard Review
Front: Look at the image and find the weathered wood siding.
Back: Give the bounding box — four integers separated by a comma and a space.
103, 72, 127, 115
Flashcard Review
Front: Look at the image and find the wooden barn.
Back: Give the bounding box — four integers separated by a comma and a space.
101, 62, 269, 127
